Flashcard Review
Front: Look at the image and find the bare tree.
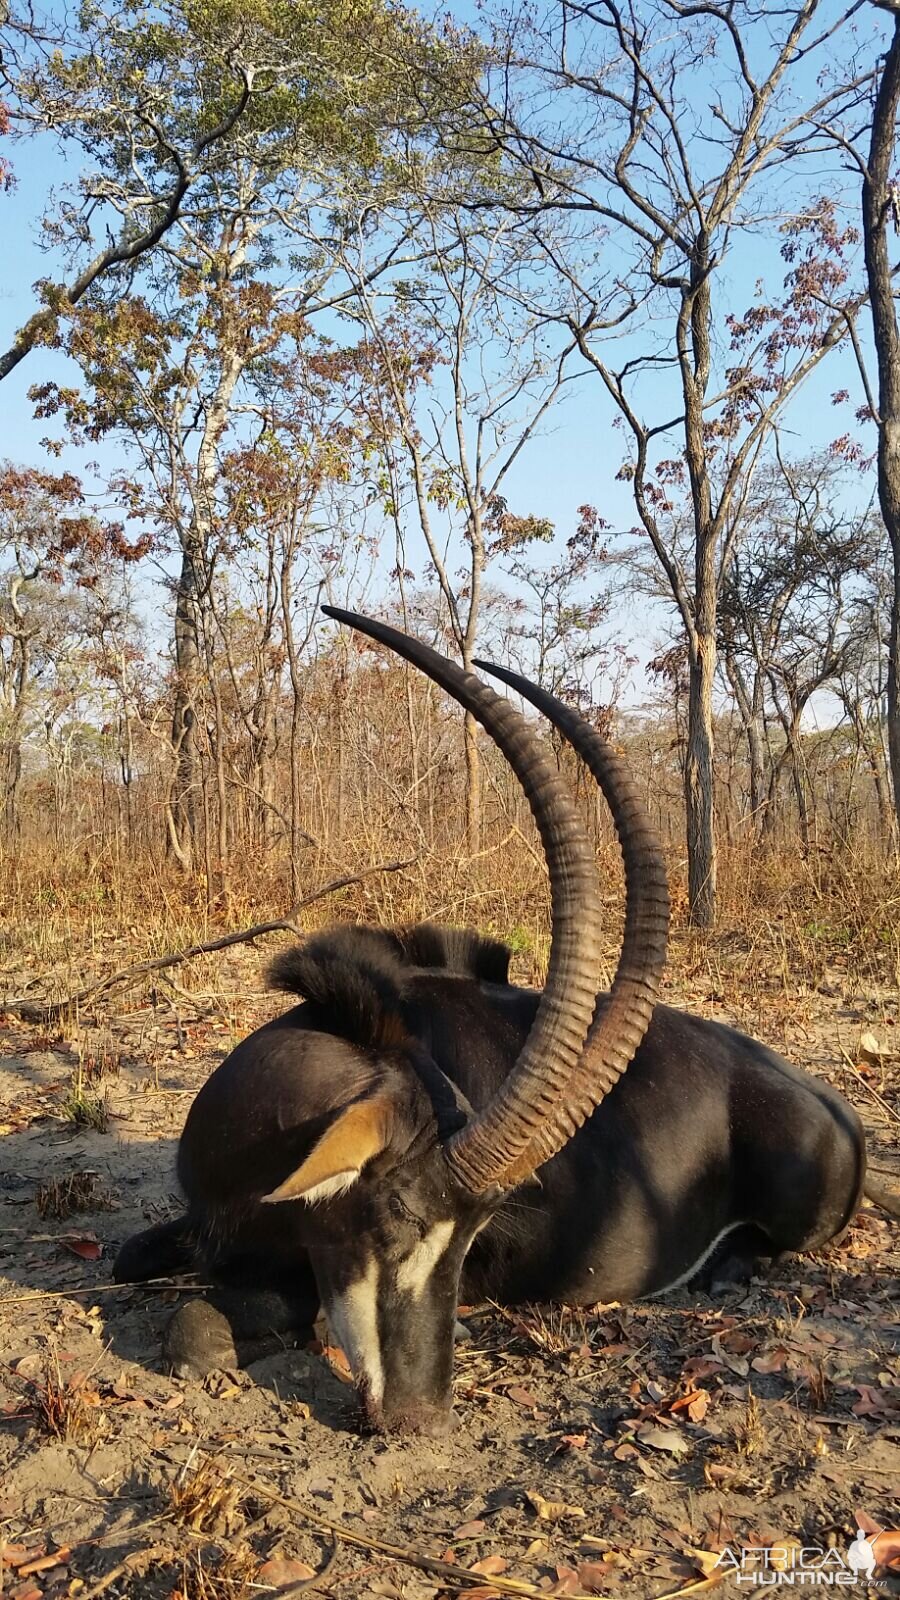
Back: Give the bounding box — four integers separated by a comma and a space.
0, 463, 145, 837
859, 9, 900, 837
350, 205, 576, 851
464, 0, 871, 921
718, 457, 880, 843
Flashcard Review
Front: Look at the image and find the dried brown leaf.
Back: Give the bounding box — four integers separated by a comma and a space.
526, 1491, 586, 1523
469, 1556, 508, 1576
257, 1556, 317, 1588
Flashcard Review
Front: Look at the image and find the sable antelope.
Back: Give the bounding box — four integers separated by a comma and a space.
116, 608, 867, 1434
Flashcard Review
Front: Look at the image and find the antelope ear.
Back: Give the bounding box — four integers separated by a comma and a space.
260, 1093, 395, 1206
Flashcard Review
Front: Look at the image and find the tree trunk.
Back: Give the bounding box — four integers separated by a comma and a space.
889, 532, 900, 831
169, 539, 202, 866
722, 653, 768, 832
460, 508, 484, 857
0, 737, 21, 838
786, 723, 811, 851
289, 690, 303, 902
463, 710, 481, 856
863, 15, 900, 840
685, 629, 717, 926
168, 337, 244, 868
679, 254, 719, 926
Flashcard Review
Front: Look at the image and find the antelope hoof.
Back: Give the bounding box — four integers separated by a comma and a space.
163, 1299, 239, 1378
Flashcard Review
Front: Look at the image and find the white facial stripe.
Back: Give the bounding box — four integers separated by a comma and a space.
327, 1258, 384, 1406
395, 1220, 455, 1300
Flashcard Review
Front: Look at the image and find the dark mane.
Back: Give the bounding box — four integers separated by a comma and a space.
267, 928, 409, 1051
396, 922, 512, 984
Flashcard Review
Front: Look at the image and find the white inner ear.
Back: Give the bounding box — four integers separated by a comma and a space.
262, 1169, 361, 1207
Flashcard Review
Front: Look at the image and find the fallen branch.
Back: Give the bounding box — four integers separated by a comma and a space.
0, 1276, 211, 1308
2, 859, 415, 1024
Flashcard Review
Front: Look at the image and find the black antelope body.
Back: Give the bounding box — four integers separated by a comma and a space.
116, 608, 867, 1433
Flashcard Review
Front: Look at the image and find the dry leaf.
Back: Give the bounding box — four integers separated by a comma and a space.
751, 1348, 788, 1375
685, 1548, 724, 1579
768, 1541, 804, 1573
321, 1344, 353, 1382
469, 1556, 508, 1576
637, 1425, 690, 1456
455, 1521, 486, 1539
852, 1384, 899, 1418
507, 1385, 542, 1410
549, 1565, 583, 1594
577, 1561, 616, 1592
858, 1031, 887, 1062
61, 1234, 103, 1261
17, 1548, 72, 1578
686, 1391, 709, 1423
0, 1545, 43, 1571
257, 1557, 317, 1588
669, 1388, 709, 1422
613, 1442, 639, 1461
710, 1335, 749, 1378
526, 1491, 586, 1522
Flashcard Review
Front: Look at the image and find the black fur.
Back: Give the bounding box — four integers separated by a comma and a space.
396, 923, 512, 984
118, 919, 866, 1434
267, 928, 409, 1051
267, 923, 512, 1053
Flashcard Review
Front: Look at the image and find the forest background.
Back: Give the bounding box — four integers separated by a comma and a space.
3, 0, 900, 1004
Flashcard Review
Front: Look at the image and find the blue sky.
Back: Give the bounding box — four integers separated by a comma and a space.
0, 13, 884, 708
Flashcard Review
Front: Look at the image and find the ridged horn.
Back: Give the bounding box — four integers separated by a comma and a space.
321, 606, 603, 1193
472, 661, 669, 1183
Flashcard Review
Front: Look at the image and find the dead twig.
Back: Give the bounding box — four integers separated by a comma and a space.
153, 1453, 600, 1600
0, 1276, 211, 1307
835, 1032, 900, 1125
1, 859, 416, 1023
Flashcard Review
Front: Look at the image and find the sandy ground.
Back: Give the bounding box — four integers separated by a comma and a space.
1, 953, 898, 1600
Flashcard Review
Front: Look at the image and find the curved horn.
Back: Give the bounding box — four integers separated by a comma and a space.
322, 605, 603, 1193
472, 661, 670, 1183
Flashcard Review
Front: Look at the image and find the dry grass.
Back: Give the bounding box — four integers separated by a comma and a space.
1, 746, 899, 1048
702, 1393, 773, 1495
3, 831, 899, 1013
733, 1391, 767, 1459
169, 1450, 245, 1538
27, 1352, 105, 1445
35, 1169, 117, 1220
166, 1545, 258, 1600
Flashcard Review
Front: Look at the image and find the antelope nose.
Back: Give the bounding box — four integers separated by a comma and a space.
365, 1397, 452, 1437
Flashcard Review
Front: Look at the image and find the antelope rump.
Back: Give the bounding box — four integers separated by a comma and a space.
115, 608, 867, 1434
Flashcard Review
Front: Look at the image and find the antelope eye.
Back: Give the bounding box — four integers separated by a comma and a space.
388, 1193, 427, 1234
